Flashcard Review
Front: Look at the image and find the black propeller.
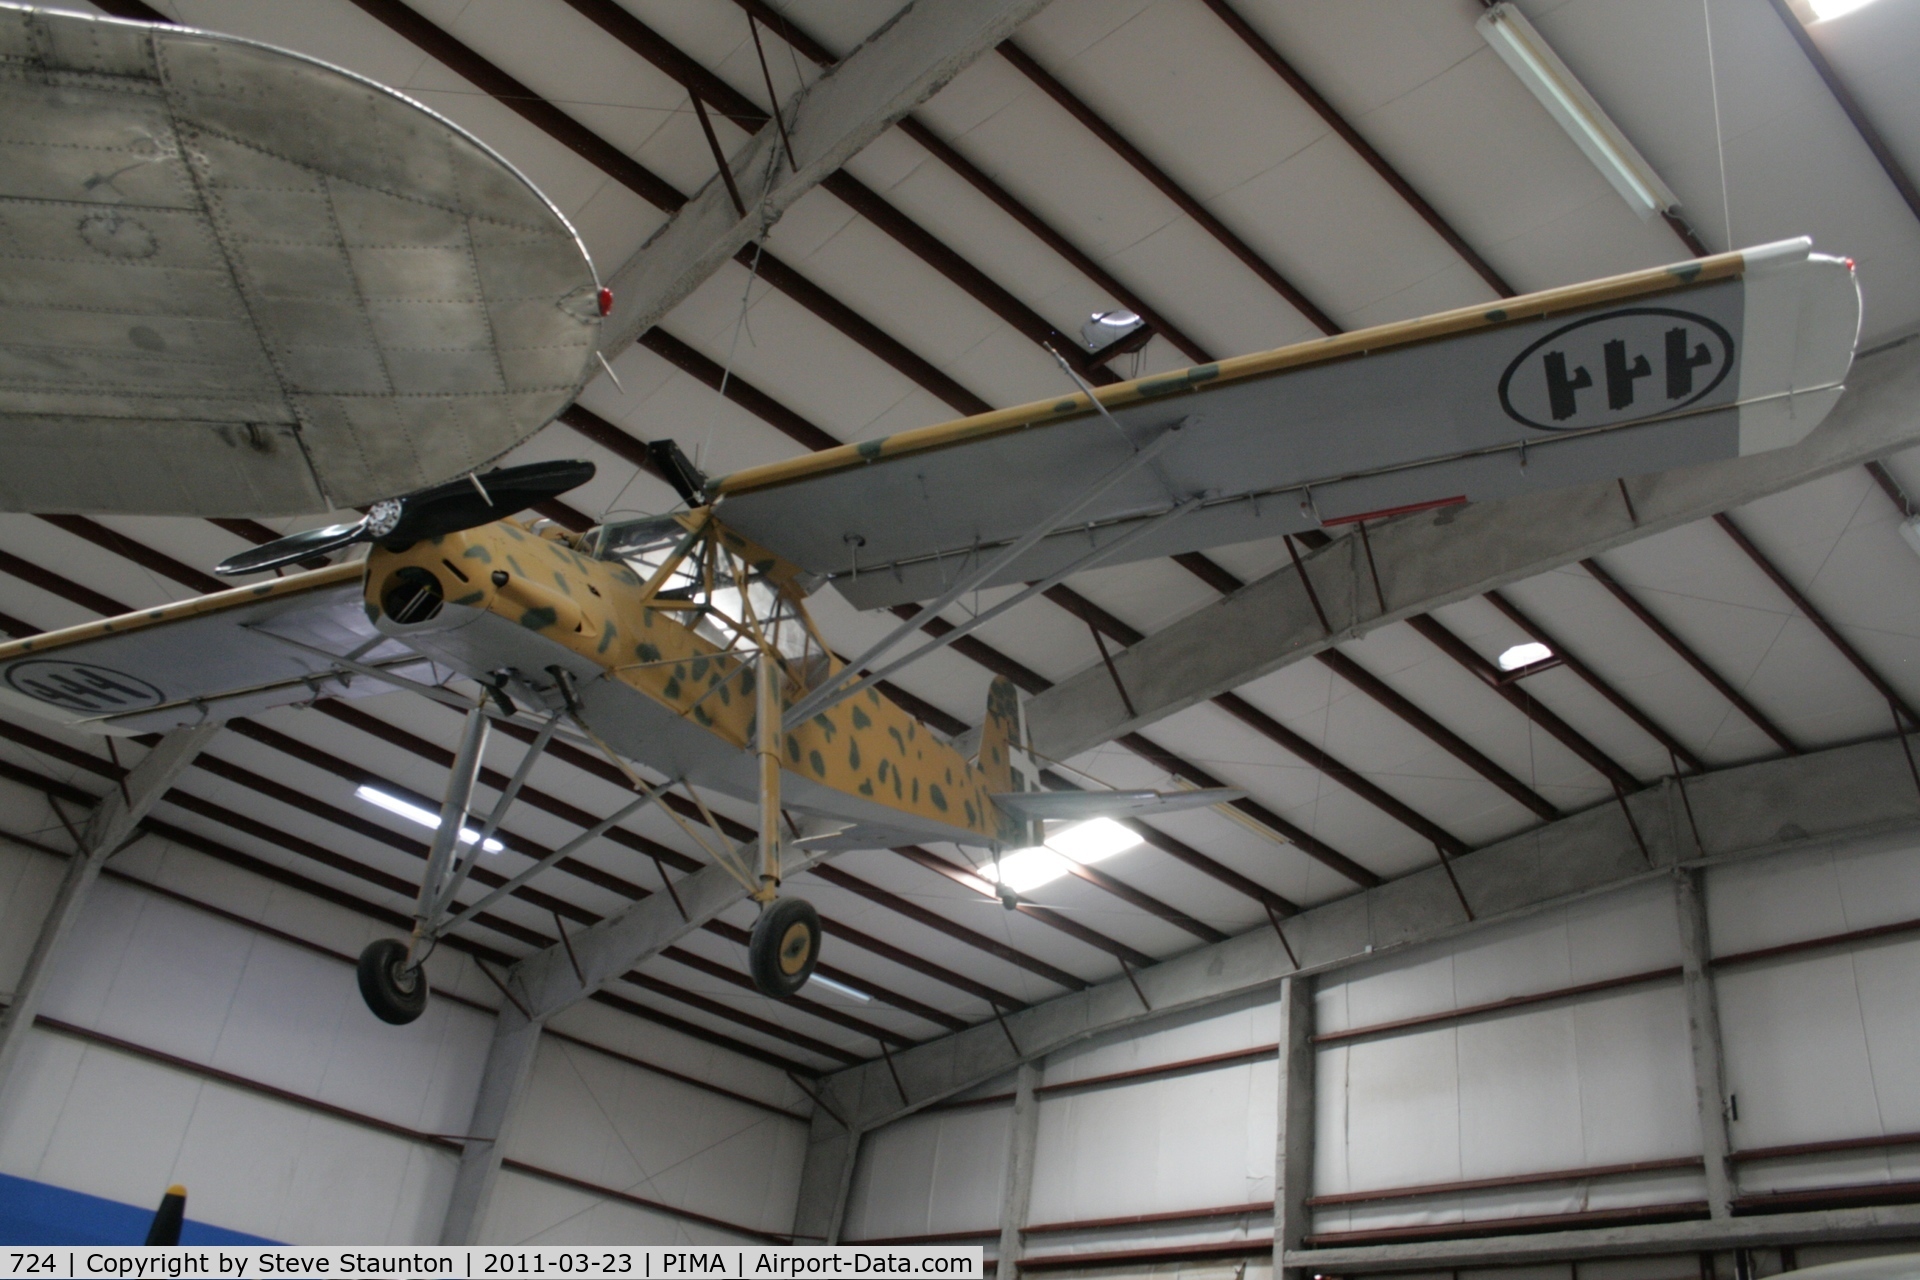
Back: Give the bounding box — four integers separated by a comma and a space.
145, 1184, 186, 1245
214, 459, 596, 577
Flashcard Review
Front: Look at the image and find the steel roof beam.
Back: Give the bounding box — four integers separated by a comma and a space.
1162, 556, 1563, 823
1012, 342, 1920, 768
1403, 613, 1644, 794
1049, 582, 1474, 858
1579, 555, 1799, 756
1712, 511, 1920, 728
1195, 0, 1515, 300
790, 731, 1920, 1239
1484, 589, 1706, 774
1764, 0, 1920, 227
890, 603, 1330, 899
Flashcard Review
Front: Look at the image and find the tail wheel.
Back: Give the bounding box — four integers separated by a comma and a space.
357, 938, 429, 1025
749, 897, 822, 999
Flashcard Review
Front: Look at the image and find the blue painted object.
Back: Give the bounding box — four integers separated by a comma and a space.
0, 1173, 275, 1246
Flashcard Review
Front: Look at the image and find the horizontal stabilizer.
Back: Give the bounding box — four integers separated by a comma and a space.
991, 788, 1244, 822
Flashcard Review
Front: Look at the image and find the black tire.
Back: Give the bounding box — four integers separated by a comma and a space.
749, 897, 822, 999
357, 938, 429, 1025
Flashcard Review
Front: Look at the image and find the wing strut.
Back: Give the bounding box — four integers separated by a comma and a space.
782, 415, 1201, 729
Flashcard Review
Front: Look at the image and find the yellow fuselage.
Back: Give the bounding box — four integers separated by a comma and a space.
365, 519, 1016, 848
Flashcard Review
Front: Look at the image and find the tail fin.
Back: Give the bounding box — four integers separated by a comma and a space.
979, 677, 1041, 846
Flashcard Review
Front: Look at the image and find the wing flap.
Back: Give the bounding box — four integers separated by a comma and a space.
0, 564, 432, 734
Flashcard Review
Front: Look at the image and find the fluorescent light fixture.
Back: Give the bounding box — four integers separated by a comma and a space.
1478, 3, 1681, 220
1809, 0, 1881, 18
356, 784, 502, 853
1081, 308, 1145, 354
1899, 515, 1920, 561
982, 817, 1144, 894
1497, 641, 1553, 671
807, 973, 873, 1002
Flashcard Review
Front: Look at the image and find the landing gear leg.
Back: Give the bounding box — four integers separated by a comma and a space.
356, 703, 491, 1025
747, 653, 822, 998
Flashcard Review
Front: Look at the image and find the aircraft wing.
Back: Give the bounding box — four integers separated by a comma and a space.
0, 5, 602, 517
0, 563, 437, 735
710, 239, 1860, 610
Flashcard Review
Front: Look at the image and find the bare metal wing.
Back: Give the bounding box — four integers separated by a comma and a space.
711, 240, 1859, 610
0, 564, 435, 734
0, 5, 603, 516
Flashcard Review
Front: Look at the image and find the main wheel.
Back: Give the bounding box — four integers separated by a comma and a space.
749, 897, 822, 999
357, 938, 429, 1025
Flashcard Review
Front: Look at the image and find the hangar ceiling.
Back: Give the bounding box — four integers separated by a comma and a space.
4, 0, 1920, 1079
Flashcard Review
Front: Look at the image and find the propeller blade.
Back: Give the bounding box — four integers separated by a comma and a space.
144, 1184, 186, 1246
213, 520, 368, 577
384, 459, 597, 543
212, 460, 596, 577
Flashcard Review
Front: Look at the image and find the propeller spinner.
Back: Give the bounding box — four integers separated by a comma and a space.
214, 460, 597, 577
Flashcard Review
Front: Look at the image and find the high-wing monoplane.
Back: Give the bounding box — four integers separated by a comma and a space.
0, 239, 1860, 1018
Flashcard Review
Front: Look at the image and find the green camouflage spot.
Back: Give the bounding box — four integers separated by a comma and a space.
857, 437, 885, 459
848, 740, 861, 770
787, 735, 801, 762
964, 799, 976, 827
876, 759, 889, 782
693, 704, 712, 726
462, 545, 493, 563
912, 778, 920, 803
888, 727, 906, 755
907, 723, 916, 741
690, 656, 709, 681
717, 683, 730, 705
501, 525, 524, 540
1484, 308, 1507, 322
663, 677, 681, 699
506, 554, 526, 577
552, 572, 571, 595
637, 642, 661, 662
944, 767, 953, 785
452, 591, 484, 607
596, 623, 615, 654
851, 706, 872, 730
1670, 264, 1702, 282
809, 749, 826, 777
738, 665, 755, 696
859, 779, 874, 796
868, 689, 880, 704
520, 606, 557, 630
892, 771, 903, 800
1053, 398, 1077, 413
929, 783, 948, 812
813, 714, 836, 739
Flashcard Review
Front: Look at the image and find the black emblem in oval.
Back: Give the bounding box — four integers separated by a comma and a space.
1499, 307, 1734, 432
5, 659, 164, 714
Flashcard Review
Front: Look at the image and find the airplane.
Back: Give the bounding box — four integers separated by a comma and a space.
0, 4, 605, 519
0, 238, 1860, 1021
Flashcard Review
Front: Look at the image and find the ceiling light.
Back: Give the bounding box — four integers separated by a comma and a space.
1497, 641, 1553, 671
1081, 308, 1145, 354
806, 973, 873, 1002
1477, 4, 1681, 221
982, 817, 1144, 894
356, 784, 502, 853
1808, 0, 1881, 18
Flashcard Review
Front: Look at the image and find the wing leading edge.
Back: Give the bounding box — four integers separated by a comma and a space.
710, 239, 1859, 610
0, 563, 433, 734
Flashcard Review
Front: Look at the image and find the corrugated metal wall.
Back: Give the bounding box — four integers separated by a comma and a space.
842, 832, 1920, 1273
0, 832, 807, 1243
